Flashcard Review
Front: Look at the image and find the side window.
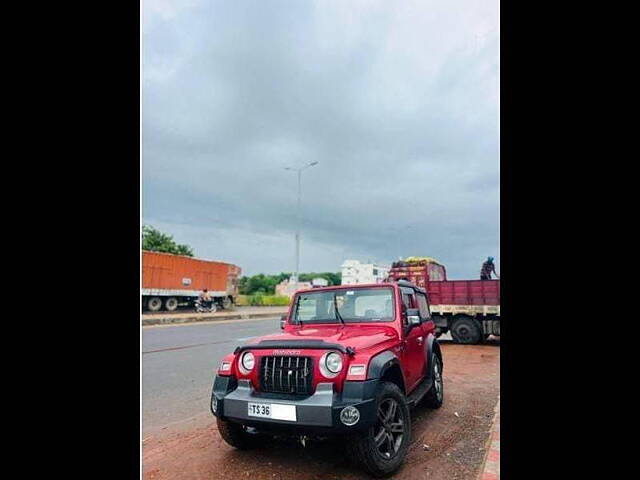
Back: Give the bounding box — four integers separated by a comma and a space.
400, 288, 416, 310
416, 293, 430, 320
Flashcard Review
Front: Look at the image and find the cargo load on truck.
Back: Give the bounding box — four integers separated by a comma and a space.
387, 256, 499, 344
142, 251, 241, 312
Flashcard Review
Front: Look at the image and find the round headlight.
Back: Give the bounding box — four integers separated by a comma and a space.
241, 352, 255, 372
326, 352, 343, 373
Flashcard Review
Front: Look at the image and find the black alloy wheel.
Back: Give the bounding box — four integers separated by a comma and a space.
374, 398, 405, 459
347, 381, 411, 477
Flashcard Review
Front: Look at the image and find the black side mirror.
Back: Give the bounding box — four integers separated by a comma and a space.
280, 315, 287, 330
405, 308, 421, 329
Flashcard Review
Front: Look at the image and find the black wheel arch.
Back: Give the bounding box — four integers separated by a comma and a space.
367, 350, 406, 394
423, 335, 443, 381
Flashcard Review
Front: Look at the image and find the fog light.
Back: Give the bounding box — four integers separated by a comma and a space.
340, 406, 360, 426
211, 395, 218, 413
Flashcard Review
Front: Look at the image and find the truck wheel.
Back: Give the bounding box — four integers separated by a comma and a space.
164, 297, 178, 311
147, 297, 162, 312
347, 381, 411, 477
423, 355, 444, 408
450, 316, 482, 344
216, 418, 257, 450
221, 297, 232, 310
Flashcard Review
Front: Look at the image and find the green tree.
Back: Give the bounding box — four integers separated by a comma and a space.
238, 271, 342, 295
142, 225, 194, 257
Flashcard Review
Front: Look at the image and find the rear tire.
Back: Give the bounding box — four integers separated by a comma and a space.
147, 297, 162, 312
450, 316, 482, 344
221, 297, 232, 310
216, 418, 257, 450
423, 355, 444, 408
347, 381, 411, 477
164, 297, 178, 311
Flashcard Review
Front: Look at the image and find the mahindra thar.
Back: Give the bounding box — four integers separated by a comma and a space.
210, 280, 444, 477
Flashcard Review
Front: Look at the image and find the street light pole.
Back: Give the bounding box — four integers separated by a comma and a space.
285, 161, 318, 285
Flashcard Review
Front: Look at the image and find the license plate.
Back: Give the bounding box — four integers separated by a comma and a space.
247, 402, 296, 421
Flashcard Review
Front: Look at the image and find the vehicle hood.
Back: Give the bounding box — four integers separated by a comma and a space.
252, 324, 399, 352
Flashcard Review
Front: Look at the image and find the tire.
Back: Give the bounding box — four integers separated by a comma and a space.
423, 355, 444, 409
347, 381, 411, 477
147, 297, 162, 312
221, 297, 233, 310
450, 316, 482, 344
164, 297, 178, 311
216, 418, 257, 450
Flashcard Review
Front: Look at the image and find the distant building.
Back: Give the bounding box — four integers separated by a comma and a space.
275, 278, 312, 298
341, 260, 390, 285
311, 277, 329, 288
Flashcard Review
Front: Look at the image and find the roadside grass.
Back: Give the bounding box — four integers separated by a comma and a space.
236, 294, 291, 306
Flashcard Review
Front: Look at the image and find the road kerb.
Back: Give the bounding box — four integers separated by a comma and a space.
477, 397, 500, 480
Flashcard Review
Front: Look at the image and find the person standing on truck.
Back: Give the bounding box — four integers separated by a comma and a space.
480, 257, 499, 280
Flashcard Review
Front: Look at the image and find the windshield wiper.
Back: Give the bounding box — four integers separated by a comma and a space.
333, 293, 346, 326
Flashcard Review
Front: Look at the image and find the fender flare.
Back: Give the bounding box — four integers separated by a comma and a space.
366, 350, 403, 381
424, 334, 443, 380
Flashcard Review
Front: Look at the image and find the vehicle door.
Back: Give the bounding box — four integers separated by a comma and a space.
399, 287, 427, 393
416, 291, 436, 371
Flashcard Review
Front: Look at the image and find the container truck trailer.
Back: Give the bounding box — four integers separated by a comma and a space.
387, 258, 499, 344
142, 251, 241, 312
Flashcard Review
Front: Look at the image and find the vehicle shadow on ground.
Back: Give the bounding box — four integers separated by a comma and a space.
221, 437, 368, 480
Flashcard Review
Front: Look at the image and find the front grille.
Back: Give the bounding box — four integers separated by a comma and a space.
260, 356, 314, 395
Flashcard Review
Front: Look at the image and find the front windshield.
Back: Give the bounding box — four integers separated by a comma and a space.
293, 287, 395, 324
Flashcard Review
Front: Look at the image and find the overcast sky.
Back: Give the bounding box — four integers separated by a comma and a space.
142, 0, 499, 278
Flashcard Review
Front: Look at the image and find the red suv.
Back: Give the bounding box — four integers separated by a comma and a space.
211, 280, 444, 477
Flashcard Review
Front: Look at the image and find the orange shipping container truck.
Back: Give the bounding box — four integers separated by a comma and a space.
142, 251, 241, 312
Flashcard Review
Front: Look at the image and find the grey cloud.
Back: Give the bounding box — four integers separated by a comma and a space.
143, 0, 500, 277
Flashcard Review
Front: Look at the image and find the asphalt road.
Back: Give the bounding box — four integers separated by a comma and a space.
142, 317, 282, 435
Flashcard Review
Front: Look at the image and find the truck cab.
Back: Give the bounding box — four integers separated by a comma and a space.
211, 281, 444, 477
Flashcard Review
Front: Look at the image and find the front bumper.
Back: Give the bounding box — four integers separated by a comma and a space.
211, 375, 378, 433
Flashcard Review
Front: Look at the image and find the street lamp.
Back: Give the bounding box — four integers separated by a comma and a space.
284, 161, 319, 285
